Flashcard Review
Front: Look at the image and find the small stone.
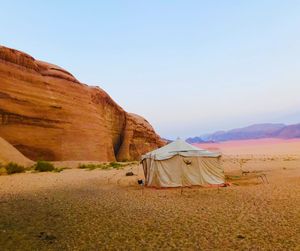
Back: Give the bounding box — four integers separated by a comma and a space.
237, 234, 245, 239
126, 172, 134, 176
38, 231, 57, 242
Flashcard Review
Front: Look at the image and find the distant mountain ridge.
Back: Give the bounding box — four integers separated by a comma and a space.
185, 137, 215, 144
186, 123, 300, 143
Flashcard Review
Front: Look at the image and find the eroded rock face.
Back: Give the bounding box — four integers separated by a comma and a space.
0, 45, 164, 161
117, 113, 164, 161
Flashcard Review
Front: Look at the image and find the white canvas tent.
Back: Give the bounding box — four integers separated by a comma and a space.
141, 139, 224, 188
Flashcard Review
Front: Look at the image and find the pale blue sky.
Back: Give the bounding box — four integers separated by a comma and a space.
1, 1, 300, 138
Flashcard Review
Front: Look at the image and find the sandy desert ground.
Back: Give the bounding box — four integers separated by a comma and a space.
194, 138, 300, 156
0, 139, 300, 250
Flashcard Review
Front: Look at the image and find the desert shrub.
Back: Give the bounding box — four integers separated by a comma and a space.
99, 164, 110, 170
78, 163, 86, 169
52, 167, 66, 173
99, 163, 111, 170
34, 161, 55, 172
0, 163, 7, 175
78, 163, 113, 170
78, 161, 137, 171
5, 162, 25, 174
79, 163, 99, 170
78, 163, 99, 170
109, 162, 122, 169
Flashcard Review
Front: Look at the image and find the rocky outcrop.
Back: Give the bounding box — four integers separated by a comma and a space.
117, 113, 164, 161
0, 45, 164, 161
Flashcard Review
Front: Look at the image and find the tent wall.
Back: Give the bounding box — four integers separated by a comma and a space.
142, 155, 224, 188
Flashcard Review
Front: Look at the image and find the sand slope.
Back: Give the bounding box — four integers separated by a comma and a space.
0, 137, 33, 166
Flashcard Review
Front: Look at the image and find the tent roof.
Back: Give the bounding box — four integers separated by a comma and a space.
142, 139, 221, 160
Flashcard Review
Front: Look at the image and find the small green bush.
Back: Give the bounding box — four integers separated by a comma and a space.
79, 163, 95, 170
34, 161, 55, 172
78, 163, 110, 170
99, 164, 111, 170
78, 161, 135, 171
79, 164, 91, 169
109, 162, 122, 169
5, 162, 25, 174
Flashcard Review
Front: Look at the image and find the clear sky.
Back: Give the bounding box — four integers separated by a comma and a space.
1, 1, 300, 139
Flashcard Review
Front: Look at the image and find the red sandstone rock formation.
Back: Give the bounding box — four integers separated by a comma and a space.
0, 45, 164, 161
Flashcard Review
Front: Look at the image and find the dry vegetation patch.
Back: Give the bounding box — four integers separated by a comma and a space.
0, 162, 26, 175
78, 161, 138, 170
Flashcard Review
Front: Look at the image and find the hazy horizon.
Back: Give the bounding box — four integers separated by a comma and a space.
1, 1, 300, 138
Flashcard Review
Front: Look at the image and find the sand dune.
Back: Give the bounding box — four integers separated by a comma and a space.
0, 137, 33, 166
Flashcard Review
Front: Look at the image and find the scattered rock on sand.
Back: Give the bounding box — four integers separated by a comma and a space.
126, 171, 134, 176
